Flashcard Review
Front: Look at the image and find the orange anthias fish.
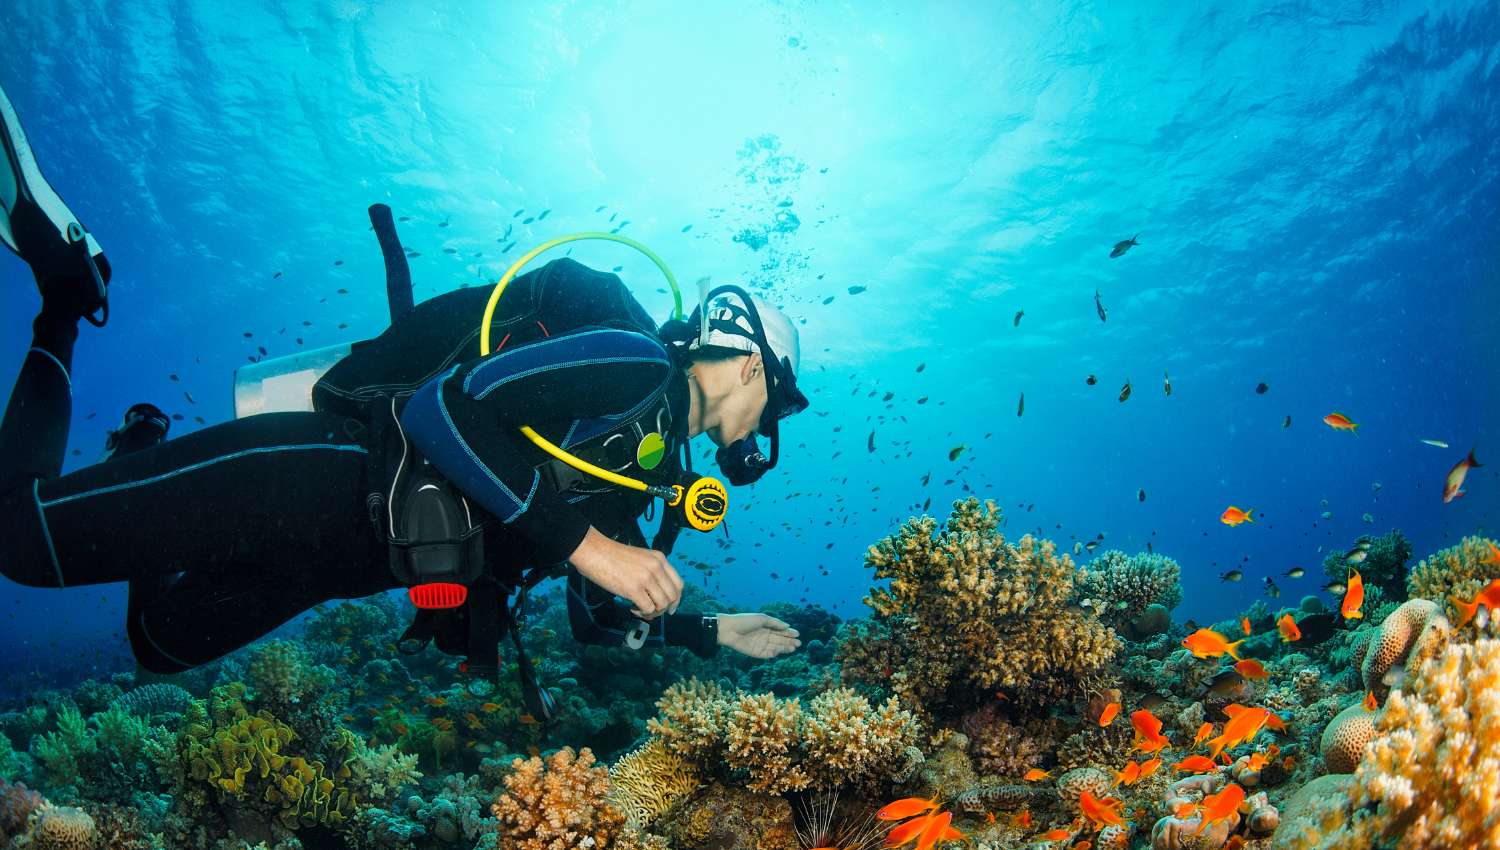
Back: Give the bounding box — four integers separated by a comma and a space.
1172, 755, 1218, 773
1012, 808, 1033, 828
1244, 751, 1271, 772
1024, 768, 1054, 782
479, 702, 503, 713
424, 696, 448, 708
1098, 702, 1121, 727
878, 797, 939, 821
1452, 577, 1500, 627
1077, 790, 1127, 828
1322, 412, 1359, 435
1342, 568, 1365, 620
1138, 757, 1162, 779
1193, 722, 1215, 747
1240, 617, 1252, 636
1220, 505, 1255, 526
1207, 705, 1275, 759
916, 812, 961, 850
1182, 628, 1245, 661
1234, 659, 1270, 680
1277, 613, 1302, 643
1442, 450, 1481, 503
884, 815, 933, 848
1364, 691, 1379, 711
1042, 828, 1075, 841
1115, 761, 1142, 786
1193, 784, 1247, 835
1130, 709, 1171, 754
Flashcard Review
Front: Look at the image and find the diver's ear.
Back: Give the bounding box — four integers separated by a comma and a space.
741, 352, 763, 385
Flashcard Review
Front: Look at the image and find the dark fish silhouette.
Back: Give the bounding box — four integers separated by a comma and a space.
1017, 393, 1025, 417
272, 271, 282, 279
1138, 489, 1146, 502
1294, 612, 1339, 645
1283, 415, 1292, 429
1263, 577, 1281, 598
1095, 290, 1108, 322
1086, 374, 1097, 386
867, 431, 876, 453
1109, 234, 1140, 258
1163, 372, 1172, 397
1220, 569, 1243, 582
1118, 380, 1132, 402
848, 285, 867, 295
1255, 382, 1269, 394
681, 224, 692, 233
334, 259, 343, 266
916, 363, 926, 372
1013, 310, 1024, 326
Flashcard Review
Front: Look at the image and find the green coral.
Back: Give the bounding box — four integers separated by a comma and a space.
174, 683, 358, 830
246, 640, 337, 709
1324, 529, 1412, 600
30, 705, 93, 786
347, 744, 422, 807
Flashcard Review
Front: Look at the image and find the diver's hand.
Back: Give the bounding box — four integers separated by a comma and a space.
568, 527, 684, 619
717, 613, 801, 659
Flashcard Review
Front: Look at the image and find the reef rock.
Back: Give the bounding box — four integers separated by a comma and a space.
654, 781, 797, 850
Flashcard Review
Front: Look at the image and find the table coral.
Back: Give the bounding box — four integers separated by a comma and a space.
1278, 638, 1500, 849
841, 498, 1120, 712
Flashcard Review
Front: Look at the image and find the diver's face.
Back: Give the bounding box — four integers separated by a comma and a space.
707, 354, 769, 447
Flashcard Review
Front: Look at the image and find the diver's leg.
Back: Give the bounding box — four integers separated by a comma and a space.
128, 557, 396, 673
0, 411, 381, 589
0, 308, 79, 497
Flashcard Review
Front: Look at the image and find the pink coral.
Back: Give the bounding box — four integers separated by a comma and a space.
0, 779, 44, 841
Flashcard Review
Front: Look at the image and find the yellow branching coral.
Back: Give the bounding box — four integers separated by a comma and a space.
1407, 536, 1500, 624
1275, 638, 1500, 849
607, 738, 701, 830
643, 679, 919, 794
726, 693, 808, 795
493, 747, 649, 850
843, 498, 1120, 710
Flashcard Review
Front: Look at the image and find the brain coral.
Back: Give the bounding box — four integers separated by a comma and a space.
840, 498, 1120, 712
1319, 702, 1378, 775
15, 805, 96, 850
1277, 638, 1500, 850
1358, 599, 1452, 698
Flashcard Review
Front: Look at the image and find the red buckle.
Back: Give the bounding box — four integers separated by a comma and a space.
409, 582, 468, 610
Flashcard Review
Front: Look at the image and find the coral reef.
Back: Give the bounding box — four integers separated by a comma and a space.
1076, 549, 1185, 630
653, 781, 795, 850
12, 805, 97, 850
1354, 598, 1451, 699
1407, 535, 1500, 621
492, 746, 652, 850
1279, 638, 1500, 850
1319, 701, 1377, 775
839, 498, 1120, 712
607, 738, 700, 830
647, 679, 918, 793
1150, 773, 1279, 850
1323, 530, 1412, 601
0, 780, 44, 843
959, 700, 1054, 778
111, 684, 193, 720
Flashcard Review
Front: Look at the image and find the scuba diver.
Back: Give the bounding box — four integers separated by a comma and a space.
0, 82, 806, 717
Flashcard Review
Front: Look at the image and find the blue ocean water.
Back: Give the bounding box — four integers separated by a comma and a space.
1, 0, 1495, 690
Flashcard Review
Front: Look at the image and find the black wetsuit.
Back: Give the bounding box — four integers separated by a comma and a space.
0, 258, 717, 673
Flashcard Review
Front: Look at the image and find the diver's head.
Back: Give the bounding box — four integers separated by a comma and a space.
674, 288, 806, 485
101, 402, 170, 461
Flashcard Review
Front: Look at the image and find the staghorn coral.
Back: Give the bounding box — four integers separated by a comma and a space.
644, 679, 918, 794
607, 738, 701, 830
1076, 549, 1185, 629
1277, 637, 1500, 850
840, 498, 1120, 712
492, 746, 648, 850
1407, 536, 1500, 620
111, 684, 193, 719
